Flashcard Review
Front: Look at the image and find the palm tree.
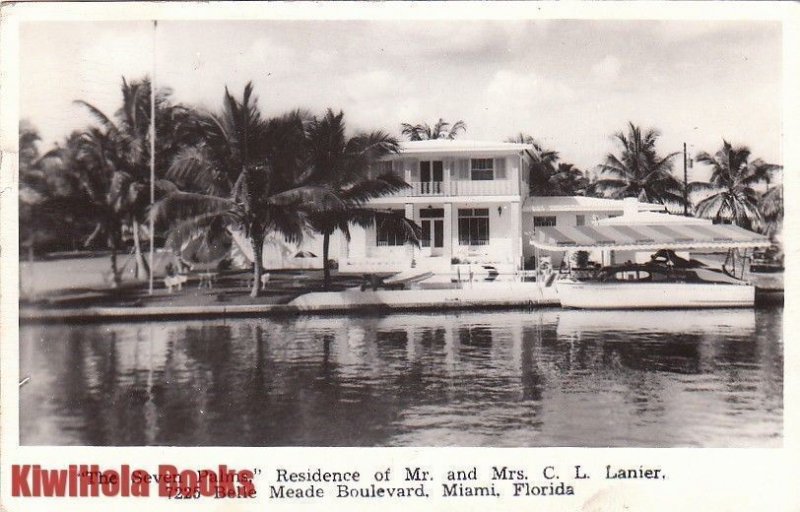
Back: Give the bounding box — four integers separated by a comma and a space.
75, 77, 199, 278
507, 133, 589, 196
595, 122, 684, 207
305, 109, 421, 289
507, 134, 556, 195
552, 163, 590, 196
37, 129, 129, 285
759, 185, 782, 238
401, 118, 466, 141
19, 121, 50, 260
689, 140, 782, 229
166, 82, 279, 196
157, 83, 341, 297
154, 165, 341, 297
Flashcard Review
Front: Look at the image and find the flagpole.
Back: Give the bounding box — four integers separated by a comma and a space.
683, 142, 688, 216
148, 19, 157, 295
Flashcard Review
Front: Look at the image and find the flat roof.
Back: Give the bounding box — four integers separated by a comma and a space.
524, 196, 666, 213
398, 139, 531, 155
529, 223, 770, 251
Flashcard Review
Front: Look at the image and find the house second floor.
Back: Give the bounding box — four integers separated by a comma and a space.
367, 139, 532, 203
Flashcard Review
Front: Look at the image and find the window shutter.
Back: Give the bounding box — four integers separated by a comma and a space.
392, 160, 404, 178
408, 159, 419, 182
494, 158, 507, 179
457, 159, 470, 180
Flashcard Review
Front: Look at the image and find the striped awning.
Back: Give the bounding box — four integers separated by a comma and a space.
530, 223, 771, 251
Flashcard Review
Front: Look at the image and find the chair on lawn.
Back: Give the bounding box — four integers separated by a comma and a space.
245, 273, 271, 290
164, 274, 189, 293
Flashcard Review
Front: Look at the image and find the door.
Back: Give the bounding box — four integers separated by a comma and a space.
420, 208, 445, 256
420, 160, 444, 194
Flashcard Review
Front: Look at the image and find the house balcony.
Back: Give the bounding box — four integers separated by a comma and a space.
397, 180, 518, 197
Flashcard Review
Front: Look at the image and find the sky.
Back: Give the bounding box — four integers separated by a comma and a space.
20, 19, 783, 180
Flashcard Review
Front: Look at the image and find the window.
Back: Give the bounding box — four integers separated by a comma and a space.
533, 216, 557, 227
470, 158, 494, 181
419, 208, 445, 218
614, 270, 651, 282
458, 208, 490, 246
376, 209, 406, 246
576, 215, 585, 226
419, 161, 444, 194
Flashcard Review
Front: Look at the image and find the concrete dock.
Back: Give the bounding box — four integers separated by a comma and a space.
20, 282, 560, 322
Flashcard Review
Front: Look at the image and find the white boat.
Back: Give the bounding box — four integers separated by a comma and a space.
556, 264, 755, 309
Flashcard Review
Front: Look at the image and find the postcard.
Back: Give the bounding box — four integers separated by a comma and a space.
1, 2, 798, 511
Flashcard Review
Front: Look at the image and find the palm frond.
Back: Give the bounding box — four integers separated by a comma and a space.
164, 212, 232, 253
262, 204, 310, 245
151, 191, 234, 225
340, 173, 409, 204
372, 210, 422, 247
167, 146, 227, 195
506, 133, 536, 145
687, 181, 718, 194
73, 100, 117, 133
268, 185, 344, 211
447, 120, 467, 139
760, 186, 783, 218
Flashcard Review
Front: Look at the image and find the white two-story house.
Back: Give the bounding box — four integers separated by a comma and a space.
339, 139, 533, 273
253, 139, 673, 274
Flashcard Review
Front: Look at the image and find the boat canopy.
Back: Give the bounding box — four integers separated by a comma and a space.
529, 223, 771, 251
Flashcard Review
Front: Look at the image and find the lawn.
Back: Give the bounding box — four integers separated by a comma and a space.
20, 253, 364, 309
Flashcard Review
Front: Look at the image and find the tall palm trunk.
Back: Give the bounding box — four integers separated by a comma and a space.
110, 247, 121, 288
322, 232, 331, 291
131, 218, 149, 279
250, 233, 264, 298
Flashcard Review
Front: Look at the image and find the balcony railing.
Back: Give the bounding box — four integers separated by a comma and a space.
394, 180, 518, 197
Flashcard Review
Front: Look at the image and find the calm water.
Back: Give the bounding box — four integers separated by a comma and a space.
19, 308, 782, 447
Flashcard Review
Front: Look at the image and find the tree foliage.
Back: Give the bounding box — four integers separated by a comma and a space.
595, 122, 683, 207
306, 109, 420, 289
401, 118, 466, 141
690, 140, 782, 231
155, 84, 346, 297
507, 133, 589, 196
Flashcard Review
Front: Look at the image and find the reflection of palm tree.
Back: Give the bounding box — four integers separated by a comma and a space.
595, 123, 683, 207
690, 141, 781, 229
306, 109, 421, 289
401, 118, 466, 140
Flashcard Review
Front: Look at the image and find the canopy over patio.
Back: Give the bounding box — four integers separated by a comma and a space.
529, 223, 771, 251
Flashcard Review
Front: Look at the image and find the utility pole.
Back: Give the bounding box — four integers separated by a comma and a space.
683, 142, 688, 216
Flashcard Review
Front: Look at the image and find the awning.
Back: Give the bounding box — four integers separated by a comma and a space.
529, 223, 771, 251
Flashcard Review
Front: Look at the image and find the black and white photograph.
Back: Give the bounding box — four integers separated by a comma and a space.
10, 6, 787, 452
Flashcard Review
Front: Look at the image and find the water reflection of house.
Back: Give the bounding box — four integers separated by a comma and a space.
20, 308, 779, 446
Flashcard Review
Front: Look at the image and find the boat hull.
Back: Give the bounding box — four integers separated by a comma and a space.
556, 281, 755, 309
